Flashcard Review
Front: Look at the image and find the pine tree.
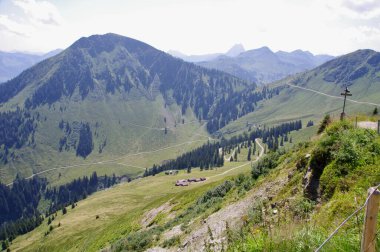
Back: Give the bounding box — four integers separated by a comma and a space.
62, 207, 67, 215
247, 147, 251, 161
234, 150, 238, 161
374, 107, 378, 115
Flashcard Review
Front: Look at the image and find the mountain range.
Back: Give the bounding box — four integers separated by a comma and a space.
197, 47, 334, 84
0, 33, 379, 186
168, 44, 245, 62
1, 33, 380, 252
0, 49, 62, 83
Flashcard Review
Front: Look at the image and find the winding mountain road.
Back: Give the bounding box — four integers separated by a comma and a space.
209, 138, 264, 179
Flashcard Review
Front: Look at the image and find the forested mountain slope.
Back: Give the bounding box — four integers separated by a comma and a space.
0, 33, 272, 185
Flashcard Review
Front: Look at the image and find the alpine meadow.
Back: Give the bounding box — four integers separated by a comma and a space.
0, 1, 380, 252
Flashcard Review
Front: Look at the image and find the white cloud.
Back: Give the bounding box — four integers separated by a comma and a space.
0, 14, 32, 36
12, 0, 63, 25
0, 0, 64, 51
342, 0, 380, 18
1, 0, 380, 55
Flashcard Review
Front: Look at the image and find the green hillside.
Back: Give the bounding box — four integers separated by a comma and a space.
8, 117, 380, 251
218, 49, 380, 136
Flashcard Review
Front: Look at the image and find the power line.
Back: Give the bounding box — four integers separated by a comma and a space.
286, 83, 380, 107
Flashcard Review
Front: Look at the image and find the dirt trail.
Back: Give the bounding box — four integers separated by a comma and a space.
180, 166, 288, 251
209, 139, 264, 179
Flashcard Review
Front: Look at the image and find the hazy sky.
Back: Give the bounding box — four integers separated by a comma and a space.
1, 0, 380, 56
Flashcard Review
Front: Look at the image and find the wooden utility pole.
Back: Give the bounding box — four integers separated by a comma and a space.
340, 87, 352, 120
361, 187, 380, 252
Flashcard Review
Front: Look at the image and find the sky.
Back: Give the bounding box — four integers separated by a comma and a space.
0, 0, 380, 56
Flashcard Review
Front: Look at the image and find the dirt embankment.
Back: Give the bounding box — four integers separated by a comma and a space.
179, 170, 289, 251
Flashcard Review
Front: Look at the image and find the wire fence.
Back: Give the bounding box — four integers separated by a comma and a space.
315, 183, 380, 252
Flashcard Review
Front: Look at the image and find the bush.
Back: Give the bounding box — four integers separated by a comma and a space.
197, 180, 233, 204
317, 114, 331, 134
290, 197, 314, 219
162, 236, 180, 248
314, 121, 380, 199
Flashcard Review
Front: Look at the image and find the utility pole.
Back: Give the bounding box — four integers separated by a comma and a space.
340, 86, 352, 121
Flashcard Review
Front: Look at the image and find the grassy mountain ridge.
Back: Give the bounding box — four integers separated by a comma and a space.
217, 49, 380, 136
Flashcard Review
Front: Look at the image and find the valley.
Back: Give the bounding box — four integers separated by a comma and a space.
0, 31, 380, 252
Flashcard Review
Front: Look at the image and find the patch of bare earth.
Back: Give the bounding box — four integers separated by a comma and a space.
163, 224, 183, 240
141, 201, 174, 229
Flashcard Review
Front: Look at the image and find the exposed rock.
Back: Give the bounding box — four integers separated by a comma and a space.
303, 166, 320, 201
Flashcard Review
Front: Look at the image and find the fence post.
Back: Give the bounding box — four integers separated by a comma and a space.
355, 117, 358, 128
361, 187, 380, 252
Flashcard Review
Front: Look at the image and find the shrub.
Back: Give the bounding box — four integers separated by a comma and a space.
317, 114, 331, 134
162, 236, 180, 248
290, 197, 314, 219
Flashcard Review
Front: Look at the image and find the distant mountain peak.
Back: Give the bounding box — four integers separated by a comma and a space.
291, 49, 313, 57
225, 44, 245, 57
70, 33, 153, 54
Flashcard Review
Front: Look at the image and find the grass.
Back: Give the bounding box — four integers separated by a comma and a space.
219, 69, 380, 138
9, 157, 255, 252
0, 93, 211, 185
228, 118, 380, 252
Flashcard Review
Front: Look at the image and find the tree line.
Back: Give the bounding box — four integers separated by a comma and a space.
144, 120, 302, 176
144, 142, 224, 176
0, 172, 119, 244
0, 108, 37, 164
58, 121, 94, 158
206, 86, 282, 133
